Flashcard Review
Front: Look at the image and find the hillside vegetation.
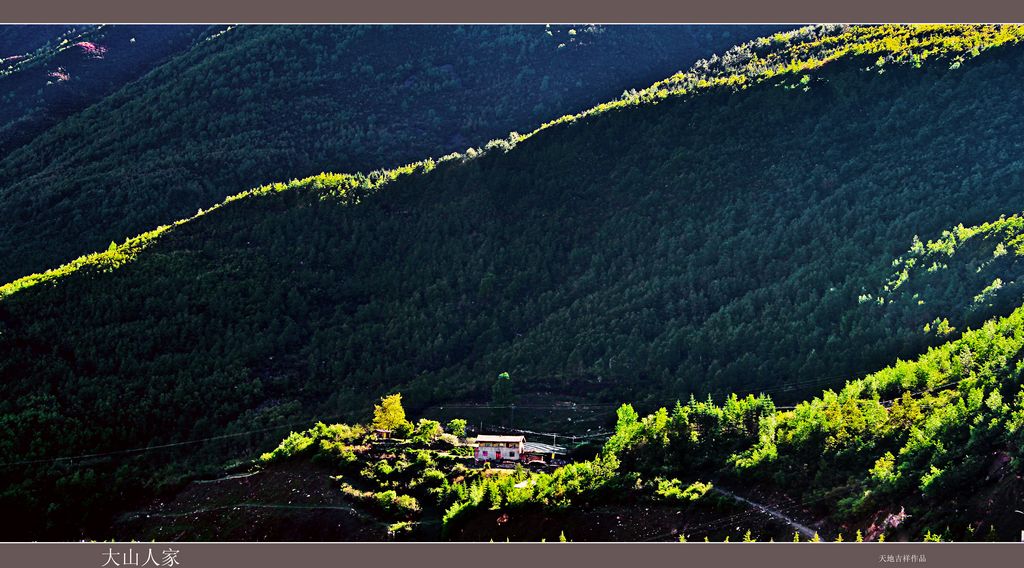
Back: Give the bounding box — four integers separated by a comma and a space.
600, 297, 1024, 541
0, 25, 208, 155
3, 24, 1024, 539
0, 24, 774, 282
0, 26, 71, 58
146, 299, 1024, 543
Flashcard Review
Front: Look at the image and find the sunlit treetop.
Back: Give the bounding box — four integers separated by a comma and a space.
3, 25, 1023, 301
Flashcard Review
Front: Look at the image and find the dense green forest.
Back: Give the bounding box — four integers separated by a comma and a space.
0, 25, 208, 155
3, 24, 1024, 540
157, 297, 1024, 543
555, 294, 1024, 542
0, 26, 70, 57
0, 24, 774, 282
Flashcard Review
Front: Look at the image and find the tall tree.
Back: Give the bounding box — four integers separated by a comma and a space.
373, 393, 409, 432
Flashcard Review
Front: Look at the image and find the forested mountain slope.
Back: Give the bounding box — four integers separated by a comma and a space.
123, 299, 1024, 542
0, 25, 209, 155
0, 26, 70, 56
0, 24, 775, 282
3, 24, 1024, 539
600, 291, 1024, 542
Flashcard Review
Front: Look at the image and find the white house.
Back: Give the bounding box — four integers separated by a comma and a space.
473, 434, 525, 462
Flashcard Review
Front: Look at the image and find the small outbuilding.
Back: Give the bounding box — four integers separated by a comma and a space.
522, 441, 567, 465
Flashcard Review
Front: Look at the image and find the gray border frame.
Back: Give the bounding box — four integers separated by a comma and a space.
1, 541, 1021, 567
3, 1, 1024, 565
0, 0, 1022, 24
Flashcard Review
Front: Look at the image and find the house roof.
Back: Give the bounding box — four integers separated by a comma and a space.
523, 441, 567, 455
475, 435, 525, 443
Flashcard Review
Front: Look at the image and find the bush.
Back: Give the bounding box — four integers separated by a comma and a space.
375, 490, 421, 517
312, 439, 359, 468
442, 500, 472, 529
655, 478, 713, 501
447, 419, 468, 438
417, 468, 447, 490
394, 421, 414, 439
259, 431, 315, 462
412, 419, 443, 444
435, 433, 460, 449
260, 422, 367, 463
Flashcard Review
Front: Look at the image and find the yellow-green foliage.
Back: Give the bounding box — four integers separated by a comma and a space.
374, 490, 421, 516
885, 213, 1024, 296
0, 223, 175, 300
655, 478, 714, 501
522, 25, 1024, 142
0, 162, 436, 301
4, 25, 1021, 302
259, 422, 366, 463
593, 285, 1024, 539
373, 393, 411, 433
341, 483, 421, 518
259, 430, 315, 462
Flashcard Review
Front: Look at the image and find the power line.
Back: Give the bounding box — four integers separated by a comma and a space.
475, 422, 614, 443
437, 366, 885, 414
1, 370, 964, 470
0, 413, 351, 468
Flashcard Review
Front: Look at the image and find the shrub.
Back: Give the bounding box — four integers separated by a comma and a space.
655, 478, 713, 501
413, 419, 443, 444
442, 500, 472, 528
259, 430, 315, 462
375, 490, 421, 516
417, 468, 447, 489
447, 419, 468, 438
312, 439, 359, 467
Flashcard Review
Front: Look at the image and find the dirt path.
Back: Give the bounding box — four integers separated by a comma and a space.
125, 502, 364, 520
712, 486, 818, 539
193, 471, 262, 484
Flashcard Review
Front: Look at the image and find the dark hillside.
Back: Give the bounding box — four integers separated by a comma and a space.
0, 26, 69, 56
0, 25, 209, 154
2, 24, 1024, 540
0, 24, 777, 281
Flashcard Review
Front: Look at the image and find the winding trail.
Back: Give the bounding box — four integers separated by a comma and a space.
126, 502, 364, 520
193, 471, 262, 484
712, 486, 818, 539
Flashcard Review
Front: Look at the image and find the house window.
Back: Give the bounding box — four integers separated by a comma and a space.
482, 451, 488, 457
